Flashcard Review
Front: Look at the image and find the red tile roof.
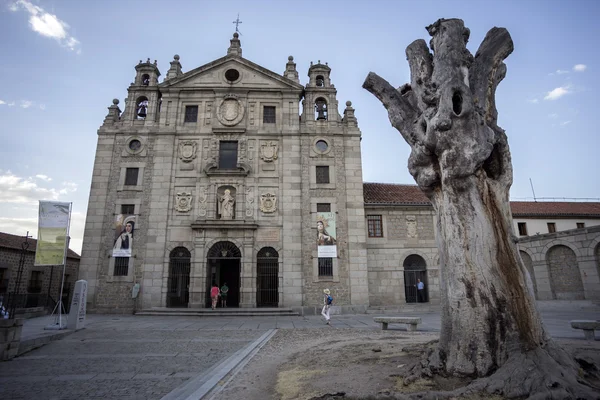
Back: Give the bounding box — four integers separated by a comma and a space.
0, 231, 80, 259
363, 183, 600, 217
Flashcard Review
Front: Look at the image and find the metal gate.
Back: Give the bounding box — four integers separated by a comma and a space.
257, 247, 279, 307
167, 247, 191, 308
205, 241, 241, 308
403, 254, 428, 303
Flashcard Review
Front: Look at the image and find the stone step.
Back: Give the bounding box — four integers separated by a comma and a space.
135, 307, 299, 317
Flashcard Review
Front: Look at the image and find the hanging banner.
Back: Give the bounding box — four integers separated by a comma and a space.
35, 201, 71, 266
112, 214, 135, 257
316, 212, 337, 258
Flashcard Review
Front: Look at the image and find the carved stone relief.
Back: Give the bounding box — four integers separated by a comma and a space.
205, 101, 212, 125
249, 102, 256, 125
406, 216, 418, 238
260, 192, 277, 213
198, 186, 208, 217
175, 192, 193, 212
260, 141, 279, 162
246, 187, 254, 217
216, 95, 245, 126
178, 140, 197, 163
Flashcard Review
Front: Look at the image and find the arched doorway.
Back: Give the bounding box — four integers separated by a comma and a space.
167, 247, 191, 308
257, 247, 279, 307
403, 254, 428, 303
206, 241, 241, 307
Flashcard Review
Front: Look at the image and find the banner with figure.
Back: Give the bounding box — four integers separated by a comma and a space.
112, 214, 135, 257
35, 201, 71, 266
316, 212, 337, 258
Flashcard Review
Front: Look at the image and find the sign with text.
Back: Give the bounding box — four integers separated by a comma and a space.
35, 201, 71, 266
67, 280, 87, 330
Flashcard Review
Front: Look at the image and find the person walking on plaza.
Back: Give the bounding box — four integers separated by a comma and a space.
321, 288, 333, 325
416, 279, 425, 302
220, 282, 229, 308
210, 284, 220, 310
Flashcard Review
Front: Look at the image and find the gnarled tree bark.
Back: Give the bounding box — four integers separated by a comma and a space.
363, 18, 598, 399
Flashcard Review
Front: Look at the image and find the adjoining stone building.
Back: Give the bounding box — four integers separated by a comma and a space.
80, 33, 600, 314
0, 231, 80, 314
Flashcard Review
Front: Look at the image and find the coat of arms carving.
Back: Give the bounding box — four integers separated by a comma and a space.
260, 141, 278, 163
406, 216, 418, 238
178, 141, 197, 163
175, 192, 193, 212
216, 94, 245, 126
260, 192, 277, 213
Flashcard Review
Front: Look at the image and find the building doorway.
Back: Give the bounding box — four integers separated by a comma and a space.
167, 247, 191, 308
206, 241, 241, 307
403, 254, 428, 303
257, 247, 279, 307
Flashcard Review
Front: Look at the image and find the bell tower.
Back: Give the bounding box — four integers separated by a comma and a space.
122, 58, 162, 124
301, 61, 340, 123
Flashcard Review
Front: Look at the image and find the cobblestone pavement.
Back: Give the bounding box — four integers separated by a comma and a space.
1, 302, 597, 399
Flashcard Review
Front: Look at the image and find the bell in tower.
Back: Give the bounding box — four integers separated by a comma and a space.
315, 98, 328, 120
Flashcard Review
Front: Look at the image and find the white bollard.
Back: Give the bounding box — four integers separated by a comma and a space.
67, 280, 88, 330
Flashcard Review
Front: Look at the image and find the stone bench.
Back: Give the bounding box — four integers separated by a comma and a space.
373, 317, 421, 331
570, 320, 600, 340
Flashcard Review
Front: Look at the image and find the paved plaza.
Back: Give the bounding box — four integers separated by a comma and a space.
0, 301, 598, 399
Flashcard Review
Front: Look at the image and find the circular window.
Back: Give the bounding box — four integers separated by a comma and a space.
315, 140, 328, 152
225, 69, 240, 82
129, 139, 142, 151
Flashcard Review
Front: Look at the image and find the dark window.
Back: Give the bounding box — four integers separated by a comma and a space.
318, 258, 333, 276
0, 268, 7, 294
577, 222, 585, 229
547, 223, 556, 233
184, 105, 198, 122
121, 204, 135, 215
263, 106, 276, 123
114, 257, 129, 276
316, 166, 330, 184
125, 168, 139, 186
219, 141, 238, 169
28, 271, 43, 293
517, 222, 528, 236
367, 215, 383, 237
142, 74, 150, 86
317, 203, 331, 212
225, 69, 240, 81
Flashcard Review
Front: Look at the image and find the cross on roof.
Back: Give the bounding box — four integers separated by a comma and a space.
232, 13, 242, 33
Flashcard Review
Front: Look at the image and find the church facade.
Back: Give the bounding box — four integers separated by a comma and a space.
79, 34, 600, 314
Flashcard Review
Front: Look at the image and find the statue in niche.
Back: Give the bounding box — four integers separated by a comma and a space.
218, 189, 235, 220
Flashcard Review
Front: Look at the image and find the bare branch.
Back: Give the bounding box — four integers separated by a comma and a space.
363, 72, 418, 145
406, 40, 434, 108
469, 27, 514, 125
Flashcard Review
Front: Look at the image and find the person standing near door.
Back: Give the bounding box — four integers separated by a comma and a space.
416, 279, 425, 302
210, 284, 220, 310
220, 282, 229, 308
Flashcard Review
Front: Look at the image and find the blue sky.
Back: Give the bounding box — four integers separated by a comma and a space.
0, 0, 598, 254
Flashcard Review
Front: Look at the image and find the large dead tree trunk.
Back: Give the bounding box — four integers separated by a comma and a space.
363, 19, 598, 399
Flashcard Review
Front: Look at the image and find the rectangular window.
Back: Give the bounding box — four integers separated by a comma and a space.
184, 105, 198, 122
114, 257, 129, 276
125, 168, 139, 186
316, 166, 330, 184
28, 271, 43, 293
577, 222, 585, 229
0, 268, 7, 294
263, 106, 276, 123
121, 204, 135, 215
219, 141, 238, 169
547, 222, 556, 233
317, 203, 331, 212
517, 222, 528, 236
318, 258, 333, 276
367, 215, 383, 237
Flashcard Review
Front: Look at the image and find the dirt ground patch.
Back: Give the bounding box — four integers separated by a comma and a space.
211, 329, 600, 400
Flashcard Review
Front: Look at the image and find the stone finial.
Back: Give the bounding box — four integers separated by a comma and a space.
103, 98, 121, 125
342, 100, 357, 126
166, 54, 183, 80
284, 55, 299, 83
227, 32, 242, 57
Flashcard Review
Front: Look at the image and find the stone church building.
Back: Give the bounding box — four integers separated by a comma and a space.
79, 33, 600, 314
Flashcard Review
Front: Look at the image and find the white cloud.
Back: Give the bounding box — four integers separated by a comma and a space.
548, 113, 558, 119
555, 69, 569, 75
9, 0, 81, 52
544, 86, 570, 100
20, 100, 33, 108
35, 174, 52, 182
8, 102, 15, 107
560, 121, 571, 126
0, 100, 5, 105
0, 170, 77, 205
573, 64, 587, 72
527, 98, 539, 104
39, 103, 45, 110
